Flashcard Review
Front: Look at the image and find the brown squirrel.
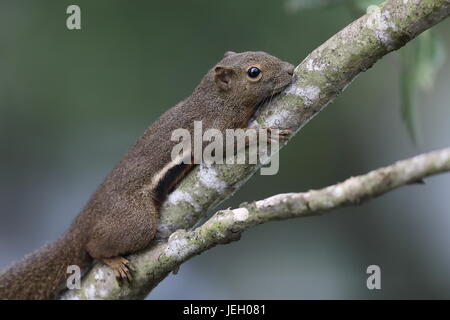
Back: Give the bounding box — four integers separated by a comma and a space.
0, 51, 294, 299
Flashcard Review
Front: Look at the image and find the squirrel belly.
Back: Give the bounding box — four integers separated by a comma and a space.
0, 51, 294, 299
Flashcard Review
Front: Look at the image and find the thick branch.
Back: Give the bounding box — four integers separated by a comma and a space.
61, 0, 450, 299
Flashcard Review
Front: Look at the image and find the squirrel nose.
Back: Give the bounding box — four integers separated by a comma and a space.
285, 63, 295, 76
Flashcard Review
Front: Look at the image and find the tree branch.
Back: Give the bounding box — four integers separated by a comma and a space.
61, 0, 450, 299
63, 147, 450, 299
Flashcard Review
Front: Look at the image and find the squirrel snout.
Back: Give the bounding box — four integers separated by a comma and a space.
285, 63, 295, 76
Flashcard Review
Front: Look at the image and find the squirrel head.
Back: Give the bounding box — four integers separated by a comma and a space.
212, 51, 295, 106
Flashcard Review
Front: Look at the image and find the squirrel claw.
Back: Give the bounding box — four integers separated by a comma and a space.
266, 127, 292, 141
102, 257, 133, 283
277, 129, 292, 139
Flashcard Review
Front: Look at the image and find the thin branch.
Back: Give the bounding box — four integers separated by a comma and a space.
61, 0, 450, 299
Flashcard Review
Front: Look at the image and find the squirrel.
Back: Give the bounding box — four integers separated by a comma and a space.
0, 51, 294, 299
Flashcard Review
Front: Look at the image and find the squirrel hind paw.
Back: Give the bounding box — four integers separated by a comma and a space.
101, 257, 133, 283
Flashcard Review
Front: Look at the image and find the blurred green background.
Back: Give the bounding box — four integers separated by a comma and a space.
1, 0, 450, 299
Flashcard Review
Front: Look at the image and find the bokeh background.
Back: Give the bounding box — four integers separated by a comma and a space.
1, 0, 450, 299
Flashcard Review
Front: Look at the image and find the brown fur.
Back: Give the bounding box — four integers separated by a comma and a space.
0, 51, 294, 299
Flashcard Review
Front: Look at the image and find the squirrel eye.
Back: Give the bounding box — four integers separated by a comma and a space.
247, 67, 261, 78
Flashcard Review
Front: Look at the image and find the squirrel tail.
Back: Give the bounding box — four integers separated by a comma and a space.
0, 230, 92, 300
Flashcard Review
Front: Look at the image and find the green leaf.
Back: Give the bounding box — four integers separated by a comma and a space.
399, 30, 446, 143
400, 47, 418, 143
415, 30, 446, 91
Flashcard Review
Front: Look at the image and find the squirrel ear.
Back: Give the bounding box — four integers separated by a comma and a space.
214, 66, 234, 91
224, 51, 237, 58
